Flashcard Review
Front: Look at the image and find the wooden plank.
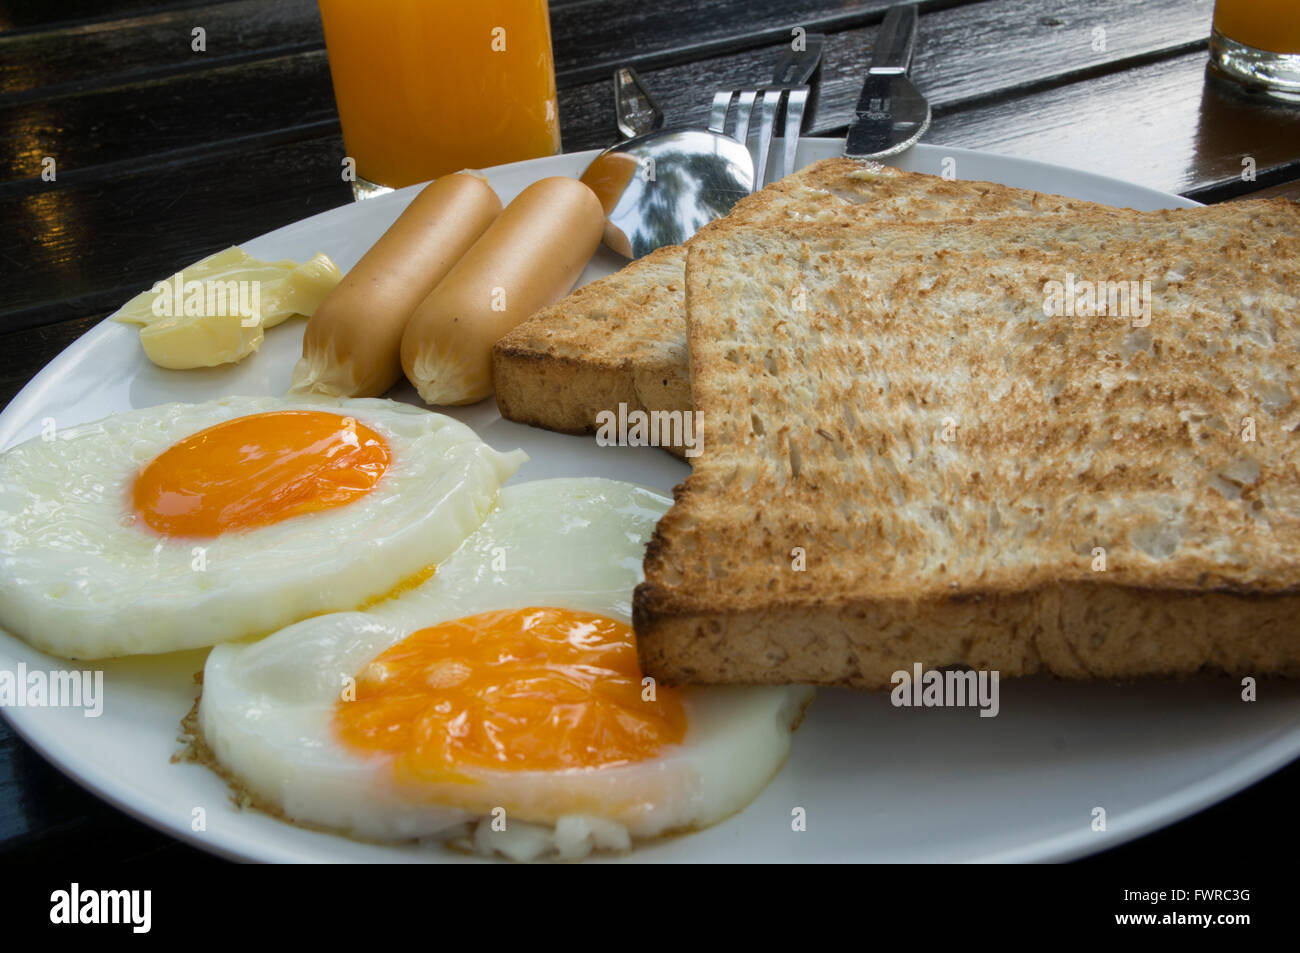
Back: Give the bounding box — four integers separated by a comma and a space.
560, 0, 1300, 202
1226, 178, 1300, 203
0, 0, 321, 101
0, 50, 336, 180
1, 0, 1219, 182
924, 51, 1300, 200
0, 719, 218, 863
0, 0, 226, 37
558, 0, 1217, 151
0, 315, 102, 411
2, 0, 902, 99
1, 134, 350, 331
549, 0, 904, 85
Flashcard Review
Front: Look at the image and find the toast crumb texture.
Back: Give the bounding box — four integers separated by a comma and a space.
635, 200, 1300, 687
492, 158, 1113, 456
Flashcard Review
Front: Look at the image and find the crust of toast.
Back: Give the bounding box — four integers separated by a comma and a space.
493, 244, 691, 454
634, 584, 1300, 689
635, 202, 1300, 687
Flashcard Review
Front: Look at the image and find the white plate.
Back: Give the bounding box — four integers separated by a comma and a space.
3, 141, 1297, 863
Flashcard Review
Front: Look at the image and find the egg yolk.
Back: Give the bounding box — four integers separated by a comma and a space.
335, 608, 687, 778
132, 410, 390, 538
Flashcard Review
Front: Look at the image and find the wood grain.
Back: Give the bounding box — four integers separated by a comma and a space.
2, 133, 348, 332
557, 0, 1218, 149
549, 0, 906, 85
925, 50, 1300, 200
2, 0, 1224, 181
1227, 178, 1300, 203
0, 0, 903, 97
0, 49, 336, 180
0, 0, 322, 100
0, 717, 217, 863
0, 0, 221, 36
0, 313, 103, 409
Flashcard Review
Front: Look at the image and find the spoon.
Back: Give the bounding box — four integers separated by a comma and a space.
580, 68, 754, 260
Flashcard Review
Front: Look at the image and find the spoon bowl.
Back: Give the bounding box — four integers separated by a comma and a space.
580, 127, 754, 259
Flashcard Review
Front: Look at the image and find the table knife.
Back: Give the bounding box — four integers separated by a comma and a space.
844, 3, 931, 159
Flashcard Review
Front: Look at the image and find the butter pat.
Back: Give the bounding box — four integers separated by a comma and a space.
115, 247, 342, 369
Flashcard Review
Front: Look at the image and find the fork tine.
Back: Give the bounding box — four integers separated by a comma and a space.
780, 87, 808, 180
753, 88, 784, 189
733, 90, 758, 146
709, 90, 733, 135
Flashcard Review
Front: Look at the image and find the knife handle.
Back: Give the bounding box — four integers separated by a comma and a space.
614, 66, 664, 140
771, 33, 825, 86
869, 4, 918, 76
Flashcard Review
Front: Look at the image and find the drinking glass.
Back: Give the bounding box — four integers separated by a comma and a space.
1209, 0, 1300, 100
318, 0, 562, 199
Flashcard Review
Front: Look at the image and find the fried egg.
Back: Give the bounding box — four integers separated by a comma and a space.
199, 478, 812, 861
0, 395, 525, 658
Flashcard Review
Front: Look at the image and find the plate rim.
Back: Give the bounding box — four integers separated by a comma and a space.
9, 139, 1292, 866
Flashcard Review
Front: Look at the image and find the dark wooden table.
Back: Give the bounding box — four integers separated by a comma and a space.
1, 0, 1298, 867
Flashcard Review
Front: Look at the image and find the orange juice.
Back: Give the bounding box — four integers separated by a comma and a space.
1213, 0, 1300, 54
318, 0, 561, 190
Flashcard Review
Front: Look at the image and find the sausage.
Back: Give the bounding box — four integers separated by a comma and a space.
289, 172, 502, 397
400, 176, 605, 406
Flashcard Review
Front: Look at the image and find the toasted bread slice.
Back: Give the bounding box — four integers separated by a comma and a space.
492, 159, 1114, 456
634, 201, 1300, 687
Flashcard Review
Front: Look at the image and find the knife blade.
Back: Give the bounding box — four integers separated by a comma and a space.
844, 4, 931, 159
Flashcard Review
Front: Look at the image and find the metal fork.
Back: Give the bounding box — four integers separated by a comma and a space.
709, 34, 824, 190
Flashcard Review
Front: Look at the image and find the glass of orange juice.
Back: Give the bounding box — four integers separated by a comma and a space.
318, 0, 562, 199
1209, 0, 1300, 99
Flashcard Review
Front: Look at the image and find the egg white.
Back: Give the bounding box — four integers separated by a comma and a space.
199, 477, 813, 861
0, 395, 525, 659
